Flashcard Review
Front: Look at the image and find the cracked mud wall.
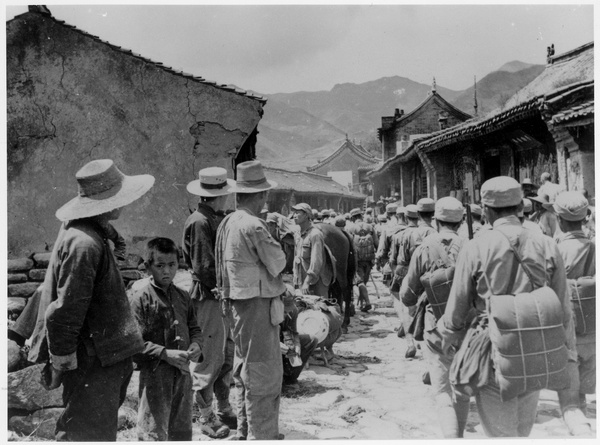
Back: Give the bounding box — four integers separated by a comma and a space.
7, 12, 264, 257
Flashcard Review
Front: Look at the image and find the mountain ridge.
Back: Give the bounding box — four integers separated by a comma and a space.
255, 61, 545, 169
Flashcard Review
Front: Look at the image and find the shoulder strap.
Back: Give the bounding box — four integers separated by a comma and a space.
496, 229, 542, 288
428, 238, 452, 268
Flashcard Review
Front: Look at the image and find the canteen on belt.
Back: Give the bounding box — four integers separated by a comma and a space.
296, 309, 330, 344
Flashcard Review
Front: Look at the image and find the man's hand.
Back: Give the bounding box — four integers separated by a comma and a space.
301, 280, 311, 295
162, 349, 191, 372
41, 363, 64, 390
187, 342, 202, 363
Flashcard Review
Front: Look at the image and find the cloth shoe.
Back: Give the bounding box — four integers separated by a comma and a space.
216, 406, 238, 430
199, 411, 230, 438
405, 345, 417, 359
563, 408, 592, 436
397, 324, 405, 338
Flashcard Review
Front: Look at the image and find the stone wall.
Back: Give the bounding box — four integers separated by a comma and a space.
8, 252, 147, 308
7, 11, 264, 258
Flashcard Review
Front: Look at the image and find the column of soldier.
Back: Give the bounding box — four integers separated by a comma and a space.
369, 174, 595, 438
14, 157, 594, 441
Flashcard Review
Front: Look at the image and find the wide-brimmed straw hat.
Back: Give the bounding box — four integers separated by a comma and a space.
56, 159, 155, 222
187, 166, 235, 197
231, 160, 277, 193
529, 191, 554, 211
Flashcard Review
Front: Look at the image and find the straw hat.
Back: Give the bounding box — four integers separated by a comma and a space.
55, 159, 154, 222
529, 191, 554, 211
297, 309, 329, 344
231, 160, 277, 193
186, 166, 235, 197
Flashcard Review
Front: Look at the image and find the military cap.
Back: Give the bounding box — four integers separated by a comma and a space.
292, 202, 312, 215
553, 191, 588, 221
522, 198, 533, 213
350, 207, 364, 217
386, 203, 398, 213
416, 197, 435, 212
469, 203, 483, 216
396, 206, 406, 215
377, 214, 388, 222
434, 197, 464, 223
365, 208, 373, 214
481, 176, 522, 208
321, 209, 331, 217
405, 204, 418, 219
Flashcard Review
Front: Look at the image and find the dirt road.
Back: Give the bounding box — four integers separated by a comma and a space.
276, 271, 596, 440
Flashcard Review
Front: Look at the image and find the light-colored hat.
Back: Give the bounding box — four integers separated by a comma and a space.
529, 191, 554, 210
335, 215, 347, 227
266, 213, 278, 223
435, 197, 464, 223
377, 214, 388, 222
311, 209, 318, 217
366, 208, 373, 214
553, 191, 588, 221
469, 204, 483, 216
292, 202, 312, 215
344, 213, 351, 220
56, 159, 155, 222
231, 160, 276, 193
480, 176, 522, 208
297, 309, 329, 344
522, 198, 533, 213
541, 172, 551, 182
386, 203, 398, 213
330, 211, 337, 218
405, 204, 418, 219
396, 206, 406, 215
186, 166, 235, 197
417, 197, 435, 212
321, 209, 331, 217
521, 178, 536, 186
350, 207, 363, 217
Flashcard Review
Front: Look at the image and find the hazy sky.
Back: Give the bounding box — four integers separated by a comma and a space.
4, 2, 595, 95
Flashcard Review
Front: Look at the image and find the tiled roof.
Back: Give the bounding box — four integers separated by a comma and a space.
307, 139, 379, 172
417, 42, 594, 153
10, 9, 267, 105
264, 167, 366, 199
379, 91, 472, 134
551, 100, 594, 125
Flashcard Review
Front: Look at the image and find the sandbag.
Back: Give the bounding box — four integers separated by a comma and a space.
488, 286, 569, 401
568, 276, 595, 336
420, 267, 455, 320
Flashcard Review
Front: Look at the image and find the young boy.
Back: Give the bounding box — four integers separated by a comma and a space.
128, 237, 203, 441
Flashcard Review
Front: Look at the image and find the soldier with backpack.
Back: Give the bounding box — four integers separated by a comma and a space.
439, 176, 577, 437
553, 191, 595, 436
392, 199, 437, 358
399, 197, 470, 438
348, 208, 377, 312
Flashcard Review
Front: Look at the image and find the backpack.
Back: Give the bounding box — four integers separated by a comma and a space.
419, 238, 460, 320
567, 276, 595, 336
354, 226, 375, 262
487, 231, 569, 401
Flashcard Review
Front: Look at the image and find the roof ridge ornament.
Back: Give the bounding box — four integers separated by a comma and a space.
432, 77, 437, 93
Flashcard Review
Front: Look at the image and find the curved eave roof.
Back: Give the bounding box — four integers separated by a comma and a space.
308, 140, 379, 172
417, 42, 594, 154
265, 167, 366, 199
9, 10, 267, 105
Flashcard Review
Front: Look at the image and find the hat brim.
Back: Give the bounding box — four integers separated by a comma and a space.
56, 174, 155, 221
231, 179, 277, 194
542, 202, 555, 211
186, 178, 236, 197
